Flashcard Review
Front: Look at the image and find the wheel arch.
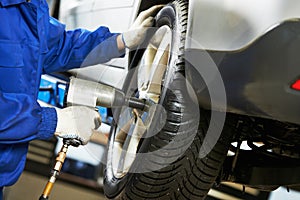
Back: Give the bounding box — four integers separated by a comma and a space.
138, 0, 173, 14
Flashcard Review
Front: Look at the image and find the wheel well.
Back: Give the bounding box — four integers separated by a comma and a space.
128, 0, 178, 70
138, 0, 173, 13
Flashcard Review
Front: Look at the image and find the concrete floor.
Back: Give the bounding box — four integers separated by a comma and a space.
5, 170, 300, 200
4, 171, 106, 200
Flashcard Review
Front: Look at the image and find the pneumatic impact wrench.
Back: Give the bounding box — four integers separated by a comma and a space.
39, 77, 149, 199
66, 77, 149, 110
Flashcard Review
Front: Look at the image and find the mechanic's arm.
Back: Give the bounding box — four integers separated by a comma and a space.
43, 5, 163, 73
43, 17, 124, 73
0, 91, 101, 145
0, 91, 56, 143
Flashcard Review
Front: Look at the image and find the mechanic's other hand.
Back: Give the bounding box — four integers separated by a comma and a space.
54, 106, 101, 145
122, 5, 164, 49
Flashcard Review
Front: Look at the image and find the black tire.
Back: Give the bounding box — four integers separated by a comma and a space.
104, 1, 235, 199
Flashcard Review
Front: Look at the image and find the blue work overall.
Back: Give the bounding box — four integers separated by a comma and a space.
0, 0, 123, 197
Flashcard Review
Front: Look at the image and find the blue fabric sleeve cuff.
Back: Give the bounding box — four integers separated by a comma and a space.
121, 33, 130, 49
37, 107, 57, 140
81, 34, 125, 67
107, 34, 126, 58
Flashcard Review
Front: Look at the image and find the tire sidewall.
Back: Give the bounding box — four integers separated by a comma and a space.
103, 2, 185, 198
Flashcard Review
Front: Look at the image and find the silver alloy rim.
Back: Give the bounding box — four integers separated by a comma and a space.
112, 26, 172, 178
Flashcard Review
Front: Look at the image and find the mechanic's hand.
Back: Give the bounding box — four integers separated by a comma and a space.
54, 106, 101, 145
122, 5, 164, 49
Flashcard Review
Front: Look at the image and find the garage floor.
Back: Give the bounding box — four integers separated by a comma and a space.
4, 171, 106, 200
5, 170, 300, 200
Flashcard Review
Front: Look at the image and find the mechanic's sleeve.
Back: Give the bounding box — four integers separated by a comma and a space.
0, 91, 57, 144
43, 17, 125, 73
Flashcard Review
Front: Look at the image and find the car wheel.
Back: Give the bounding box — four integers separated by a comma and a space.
104, 1, 234, 199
